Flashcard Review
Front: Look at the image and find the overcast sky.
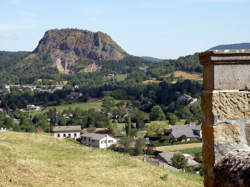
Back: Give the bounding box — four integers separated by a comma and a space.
0, 0, 250, 59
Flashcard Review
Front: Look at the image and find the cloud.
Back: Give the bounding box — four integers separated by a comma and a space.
0, 33, 18, 40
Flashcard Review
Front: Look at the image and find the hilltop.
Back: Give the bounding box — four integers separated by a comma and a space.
21, 29, 128, 74
210, 43, 250, 50
0, 131, 203, 187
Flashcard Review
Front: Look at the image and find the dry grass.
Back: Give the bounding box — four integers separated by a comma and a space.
163, 71, 203, 81
142, 79, 162, 84
0, 131, 203, 187
154, 143, 202, 152
173, 71, 202, 81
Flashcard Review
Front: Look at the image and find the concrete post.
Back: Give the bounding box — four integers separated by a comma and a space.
199, 50, 250, 187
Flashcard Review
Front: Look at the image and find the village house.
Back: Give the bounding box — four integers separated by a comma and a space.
82, 128, 109, 134
52, 125, 81, 139
67, 91, 83, 99
168, 124, 201, 142
80, 133, 117, 148
26, 104, 40, 112
158, 152, 199, 167
0, 127, 7, 131
176, 93, 197, 105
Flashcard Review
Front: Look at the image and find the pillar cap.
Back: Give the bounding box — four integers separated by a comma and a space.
199, 50, 250, 65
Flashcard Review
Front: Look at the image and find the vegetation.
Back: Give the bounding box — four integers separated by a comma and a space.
0, 131, 203, 187
154, 143, 202, 152
171, 153, 188, 169
178, 147, 202, 155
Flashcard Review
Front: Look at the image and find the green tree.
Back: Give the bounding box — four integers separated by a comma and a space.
120, 137, 133, 153
146, 121, 167, 137
134, 138, 146, 155
125, 116, 132, 137
171, 154, 187, 169
33, 114, 50, 132
102, 96, 115, 117
166, 113, 178, 125
150, 105, 165, 121
20, 115, 35, 132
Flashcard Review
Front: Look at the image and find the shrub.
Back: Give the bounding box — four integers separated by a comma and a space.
171, 153, 187, 169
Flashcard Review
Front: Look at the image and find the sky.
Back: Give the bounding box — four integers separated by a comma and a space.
0, 0, 250, 59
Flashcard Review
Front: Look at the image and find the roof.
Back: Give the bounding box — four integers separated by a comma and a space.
82, 128, 109, 134
52, 126, 81, 132
158, 152, 181, 164
168, 125, 201, 139
81, 133, 109, 140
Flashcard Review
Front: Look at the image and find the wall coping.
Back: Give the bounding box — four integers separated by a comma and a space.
199, 50, 250, 65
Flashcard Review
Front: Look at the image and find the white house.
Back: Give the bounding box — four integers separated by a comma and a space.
52, 126, 81, 139
26, 105, 40, 111
80, 133, 117, 149
0, 127, 7, 131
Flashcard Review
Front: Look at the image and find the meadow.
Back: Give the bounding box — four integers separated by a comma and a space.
0, 131, 203, 187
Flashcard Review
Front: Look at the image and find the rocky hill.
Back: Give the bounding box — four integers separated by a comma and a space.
25, 29, 128, 74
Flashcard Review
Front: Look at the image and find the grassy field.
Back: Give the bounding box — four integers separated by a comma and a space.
0, 131, 203, 187
116, 74, 127, 81
154, 143, 202, 152
146, 120, 186, 127
45, 100, 102, 112
30, 100, 103, 115
142, 79, 162, 84
163, 71, 203, 81
178, 147, 202, 155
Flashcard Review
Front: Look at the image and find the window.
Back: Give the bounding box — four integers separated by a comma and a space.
63, 134, 66, 137
57, 134, 60, 138
108, 140, 113, 143
74, 133, 77, 137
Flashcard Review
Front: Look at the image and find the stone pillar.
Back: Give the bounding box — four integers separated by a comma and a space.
199, 50, 250, 187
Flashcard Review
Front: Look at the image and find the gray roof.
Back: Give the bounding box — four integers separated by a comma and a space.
81, 133, 108, 140
158, 152, 181, 164
168, 125, 201, 139
52, 125, 81, 132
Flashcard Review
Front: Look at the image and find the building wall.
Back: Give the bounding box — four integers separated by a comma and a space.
200, 50, 250, 187
81, 135, 117, 148
53, 131, 80, 139
99, 136, 117, 149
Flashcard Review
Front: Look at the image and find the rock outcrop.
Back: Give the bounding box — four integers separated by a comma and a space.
28, 29, 128, 74
214, 150, 250, 187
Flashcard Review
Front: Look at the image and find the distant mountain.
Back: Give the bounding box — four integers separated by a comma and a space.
210, 43, 250, 50
23, 29, 128, 74
141, 56, 165, 62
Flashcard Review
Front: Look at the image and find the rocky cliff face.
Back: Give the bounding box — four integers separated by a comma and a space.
29, 29, 127, 74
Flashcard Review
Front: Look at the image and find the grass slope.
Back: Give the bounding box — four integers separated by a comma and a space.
163, 71, 202, 81
155, 143, 202, 152
44, 100, 102, 112
0, 131, 203, 187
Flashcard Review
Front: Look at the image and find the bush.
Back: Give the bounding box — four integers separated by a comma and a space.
171, 153, 187, 169
134, 138, 146, 155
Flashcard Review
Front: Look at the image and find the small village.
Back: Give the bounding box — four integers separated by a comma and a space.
49, 122, 202, 173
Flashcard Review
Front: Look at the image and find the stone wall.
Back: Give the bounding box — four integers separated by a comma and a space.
199, 50, 250, 187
